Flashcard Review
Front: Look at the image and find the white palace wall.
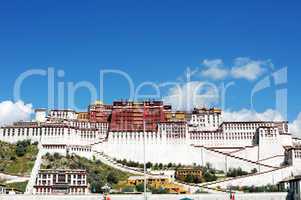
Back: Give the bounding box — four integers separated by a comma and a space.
94, 131, 280, 173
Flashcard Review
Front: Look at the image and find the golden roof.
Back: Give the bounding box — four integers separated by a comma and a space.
94, 100, 103, 105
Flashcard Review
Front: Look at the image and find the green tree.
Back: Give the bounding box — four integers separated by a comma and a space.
251, 168, 258, 174
107, 172, 119, 184
90, 181, 105, 193
15, 140, 31, 157
122, 186, 135, 193
136, 183, 144, 192
167, 163, 172, 168
159, 163, 163, 169
203, 171, 217, 182
151, 187, 168, 194
185, 174, 194, 183
53, 152, 61, 159
226, 167, 248, 177
15, 145, 26, 157
146, 162, 152, 169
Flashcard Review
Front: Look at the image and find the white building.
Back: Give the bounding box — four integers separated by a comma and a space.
34, 169, 88, 195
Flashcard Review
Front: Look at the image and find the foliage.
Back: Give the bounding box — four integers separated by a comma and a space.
195, 189, 208, 194
226, 167, 248, 177
6, 181, 28, 193
116, 159, 209, 171
145, 162, 152, 169
107, 172, 119, 184
16, 140, 31, 156
135, 183, 145, 192
185, 174, 195, 183
122, 186, 135, 193
251, 168, 258, 174
116, 159, 144, 168
0, 140, 38, 176
203, 171, 217, 182
228, 184, 279, 193
183, 174, 202, 183
150, 186, 169, 194
200, 162, 217, 182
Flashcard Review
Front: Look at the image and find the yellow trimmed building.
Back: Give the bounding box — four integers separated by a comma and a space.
127, 175, 188, 194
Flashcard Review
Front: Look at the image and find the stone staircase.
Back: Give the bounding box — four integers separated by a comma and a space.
199, 146, 279, 170
93, 150, 145, 175
25, 142, 43, 194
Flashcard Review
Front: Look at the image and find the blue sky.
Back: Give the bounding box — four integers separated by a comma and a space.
0, 0, 300, 122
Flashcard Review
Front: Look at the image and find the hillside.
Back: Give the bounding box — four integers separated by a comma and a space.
0, 140, 38, 176
41, 153, 132, 193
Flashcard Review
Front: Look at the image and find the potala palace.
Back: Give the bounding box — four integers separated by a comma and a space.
1, 100, 301, 194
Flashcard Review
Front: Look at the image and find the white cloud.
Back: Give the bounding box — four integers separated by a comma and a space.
200, 57, 272, 81
290, 112, 301, 136
223, 108, 284, 122
203, 59, 224, 68
230, 57, 271, 81
163, 81, 219, 111
0, 101, 33, 126
201, 59, 229, 80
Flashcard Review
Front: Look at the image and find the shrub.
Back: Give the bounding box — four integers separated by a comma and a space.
16, 145, 26, 157
146, 162, 152, 169
15, 140, 31, 157
158, 163, 163, 169
107, 172, 119, 184
150, 187, 168, 194
53, 152, 61, 159
226, 167, 248, 177
185, 174, 195, 183
136, 183, 144, 192
122, 186, 135, 193
251, 168, 258, 174
203, 171, 217, 182
90, 181, 105, 193
46, 164, 52, 169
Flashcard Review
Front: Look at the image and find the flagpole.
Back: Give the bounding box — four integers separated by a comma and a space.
143, 105, 147, 200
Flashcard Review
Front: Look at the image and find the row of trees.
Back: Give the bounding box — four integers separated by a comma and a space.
228, 184, 279, 193
115, 159, 208, 170
226, 167, 257, 177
